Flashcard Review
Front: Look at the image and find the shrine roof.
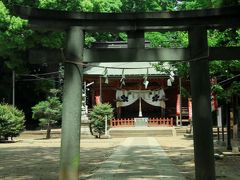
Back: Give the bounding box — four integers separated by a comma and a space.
83, 62, 167, 76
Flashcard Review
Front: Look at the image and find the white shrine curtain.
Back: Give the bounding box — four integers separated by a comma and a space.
116, 90, 139, 107
116, 89, 166, 108
141, 89, 166, 108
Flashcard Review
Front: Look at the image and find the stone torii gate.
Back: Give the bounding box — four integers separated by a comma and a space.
14, 5, 240, 180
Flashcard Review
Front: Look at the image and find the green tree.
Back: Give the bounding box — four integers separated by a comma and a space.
0, 103, 25, 140
32, 89, 62, 139
0, 1, 32, 104
0, 1, 31, 70
89, 103, 113, 138
1, 0, 239, 121
212, 0, 238, 7
120, 0, 178, 12
152, 0, 240, 103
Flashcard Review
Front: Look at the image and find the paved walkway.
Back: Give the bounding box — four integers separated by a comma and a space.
90, 137, 186, 180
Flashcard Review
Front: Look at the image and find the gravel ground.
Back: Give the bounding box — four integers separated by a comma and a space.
156, 136, 240, 180
0, 132, 239, 180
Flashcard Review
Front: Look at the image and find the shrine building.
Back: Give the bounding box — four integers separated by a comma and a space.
83, 41, 190, 127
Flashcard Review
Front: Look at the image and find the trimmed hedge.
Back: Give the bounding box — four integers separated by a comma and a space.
0, 104, 25, 140
89, 103, 113, 138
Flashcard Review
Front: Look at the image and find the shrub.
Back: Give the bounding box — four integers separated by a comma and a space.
0, 104, 25, 140
32, 96, 62, 139
89, 103, 113, 138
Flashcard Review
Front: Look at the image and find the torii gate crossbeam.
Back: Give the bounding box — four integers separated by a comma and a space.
13, 5, 240, 180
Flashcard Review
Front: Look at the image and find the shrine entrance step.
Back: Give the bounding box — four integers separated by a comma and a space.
134, 117, 148, 127
109, 127, 175, 138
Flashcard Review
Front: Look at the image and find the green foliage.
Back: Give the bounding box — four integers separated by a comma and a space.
208, 29, 239, 47
209, 61, 229, 77
175, 63, 189, 78
145, 32, 169, 48
181, 86, 190, 98
32, 89, 62, 138
36, 0, 122, 12
92, 0, 122, 12
32, 97, 62, 126
34, 80, 55, 96
145, 31, 188, 48
0, 104, 25, 140
177, 0, 238, 10
37, 32, 65, 49
38, 0, 62, 9
228, 81, 240, 96
0, 2, 10, 26
85, 33, 97, 47
0, 2, 30, 52
152, 1, 240, 105
0, 1, 33, 74
212, 84, 225, 100
121, 0, 177, 12
212, 0, 238, 7
80, 0, 94, 11
177, 1, 202, 10
89, 103, 113, 138
1, 0, 240, 109
212, 81, 240, 102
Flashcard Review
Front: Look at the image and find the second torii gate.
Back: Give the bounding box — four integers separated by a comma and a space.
14, 5, 240, 180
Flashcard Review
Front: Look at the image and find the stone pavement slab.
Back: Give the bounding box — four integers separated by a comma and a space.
90, 137, 186, 180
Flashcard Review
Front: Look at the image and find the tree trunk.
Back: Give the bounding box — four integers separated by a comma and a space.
46, 123, 51, 139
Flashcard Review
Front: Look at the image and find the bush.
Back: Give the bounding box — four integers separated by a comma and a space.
32, 96, 62, 139
89, 103, 113, 138
0, 104, 25, 140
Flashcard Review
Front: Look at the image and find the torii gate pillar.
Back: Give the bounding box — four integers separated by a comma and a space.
189, 27, 216, 180
59, 26, 84, 180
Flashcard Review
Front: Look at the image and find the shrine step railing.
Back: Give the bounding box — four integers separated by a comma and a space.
110, 117, 173, 127
110, 118, 135, 127
148, 118, 173, 127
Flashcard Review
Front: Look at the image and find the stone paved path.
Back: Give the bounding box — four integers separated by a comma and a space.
90, 137, 186, 180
